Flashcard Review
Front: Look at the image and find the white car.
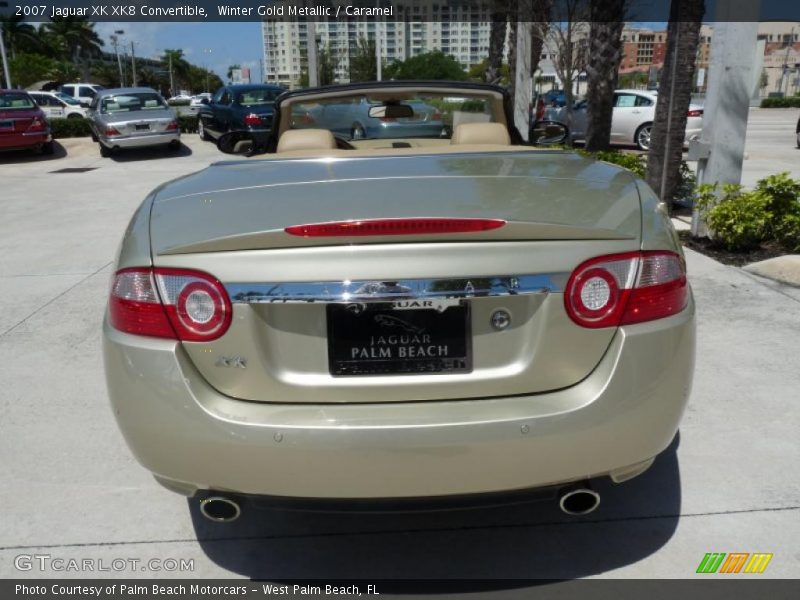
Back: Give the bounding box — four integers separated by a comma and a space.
546, 89, 704, 151
60, 83, 105, 108
28, 91, 87, 119
189, 93, 212, 110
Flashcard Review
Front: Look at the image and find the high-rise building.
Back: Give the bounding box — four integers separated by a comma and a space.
261, 1, 495, 89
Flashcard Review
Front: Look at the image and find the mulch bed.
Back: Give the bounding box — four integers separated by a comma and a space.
672, 205, 788, 267
677, 231, 787, 267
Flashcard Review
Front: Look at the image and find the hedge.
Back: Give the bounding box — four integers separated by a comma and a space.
49, 115, 198, 138
760, 96, 800, 108
49, 118, 93, 138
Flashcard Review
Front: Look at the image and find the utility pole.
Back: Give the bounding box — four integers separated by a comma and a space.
130, 41, 137, 87
0, 26, 11, 89
111, 31, 125, 87
203, 48, 212, 92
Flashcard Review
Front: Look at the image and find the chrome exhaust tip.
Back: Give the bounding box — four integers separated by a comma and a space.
558, 487, 601, 516
199, 496, 241, 523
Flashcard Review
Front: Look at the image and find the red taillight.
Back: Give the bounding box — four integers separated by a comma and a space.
536, 99, 545, 121
687, 109, 703, 117
108, 267, 231, 341
166, 120, 179, 131
27, 117, 47, 132
105, 126, 121, 137
564, 251, 688, 328
285, 218, 507, 237
244, 113, 262, 126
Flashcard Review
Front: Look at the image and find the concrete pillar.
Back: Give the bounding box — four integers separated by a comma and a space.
514, 22, 533, 142
691, 1, 761, 236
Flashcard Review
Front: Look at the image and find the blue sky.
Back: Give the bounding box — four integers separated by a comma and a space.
94, 22, 264, 83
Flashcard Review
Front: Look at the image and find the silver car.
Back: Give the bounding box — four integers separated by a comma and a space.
104, 82, 695, 523
88, 87, 180, 157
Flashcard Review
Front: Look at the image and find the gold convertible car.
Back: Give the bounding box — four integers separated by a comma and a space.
103, 82, 695, 522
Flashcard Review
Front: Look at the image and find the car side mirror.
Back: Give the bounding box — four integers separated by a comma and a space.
529, 120, 569, 146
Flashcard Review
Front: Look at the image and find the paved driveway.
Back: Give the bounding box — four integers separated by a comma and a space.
0, 136, 798, 581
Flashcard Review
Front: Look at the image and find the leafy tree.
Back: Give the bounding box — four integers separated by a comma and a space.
469, 59, 510, 85
584, 0, 626, 151
384, 51, 467, 81
645, 0, 704, 210
317, 44, 339, 86
349, 36, 377, 82
42, 17, 103, 62
9, 53, 58, 88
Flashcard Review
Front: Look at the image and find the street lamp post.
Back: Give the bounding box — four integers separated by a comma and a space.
130, 40, 137, 87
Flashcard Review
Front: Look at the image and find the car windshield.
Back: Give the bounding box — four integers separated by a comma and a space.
288, 92, 500, 142
55, 93, 81, 105
101, 92, 166, 114
236, 89, 280, 107
0, 93, 36, 110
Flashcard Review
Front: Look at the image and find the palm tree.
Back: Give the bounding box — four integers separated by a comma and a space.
485, 1, 509, 84
584, 0, 626, 151
42, 18, 104, 63
645, 0, 704, 210
0, 15, 39, 59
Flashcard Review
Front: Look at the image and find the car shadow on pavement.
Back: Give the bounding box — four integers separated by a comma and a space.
188, 434, 682, 584
108, 143, 193, 162
0, 141, 68, 164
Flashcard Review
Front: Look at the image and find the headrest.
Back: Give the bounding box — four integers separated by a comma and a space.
277, 128, 337, 153
450, 122, 510, 146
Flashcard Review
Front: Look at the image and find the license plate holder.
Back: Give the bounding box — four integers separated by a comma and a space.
327, 303, 471, 376
135, 123, 150, 131
0, 120, 13, 131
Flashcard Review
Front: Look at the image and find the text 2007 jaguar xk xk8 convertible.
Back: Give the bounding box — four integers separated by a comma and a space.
103, 82, 695, 522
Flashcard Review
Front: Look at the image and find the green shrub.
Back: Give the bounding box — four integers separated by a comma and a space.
576, 148, 646, 178
49, 118, 92, 139
760, 97, 800, 108
753, 172, 800, 220
775, 213, 800, 252
177, 114, 198, 134
705, 188, 772, 251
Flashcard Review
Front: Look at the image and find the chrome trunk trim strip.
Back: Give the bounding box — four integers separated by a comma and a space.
226, 273, 568, 304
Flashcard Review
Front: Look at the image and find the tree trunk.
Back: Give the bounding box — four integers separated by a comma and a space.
584, 0, 625, 151
506, 18, 518, 100
645, 0, 704, 210
485, 1, 508, 84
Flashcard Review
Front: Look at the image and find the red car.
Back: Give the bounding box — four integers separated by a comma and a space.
0, 90, 54, 155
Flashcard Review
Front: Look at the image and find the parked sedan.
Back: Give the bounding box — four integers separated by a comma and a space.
196, 84, 283, 142
0, 89, 53, 155
87, 87, 180, 157
104, 81, 695, 522
546, 89, 704, 151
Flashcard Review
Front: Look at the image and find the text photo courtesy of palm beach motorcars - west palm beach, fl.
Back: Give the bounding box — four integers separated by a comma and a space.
1, 0, 799, 594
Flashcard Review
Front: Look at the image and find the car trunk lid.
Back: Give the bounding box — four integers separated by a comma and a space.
150, 151, 643, 403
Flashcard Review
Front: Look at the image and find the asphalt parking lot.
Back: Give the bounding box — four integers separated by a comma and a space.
1, 112, 798, 581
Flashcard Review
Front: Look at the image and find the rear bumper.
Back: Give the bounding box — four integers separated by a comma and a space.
0, 132, 51, 150
100, 131, 180, 149
103, 296, 695, 499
